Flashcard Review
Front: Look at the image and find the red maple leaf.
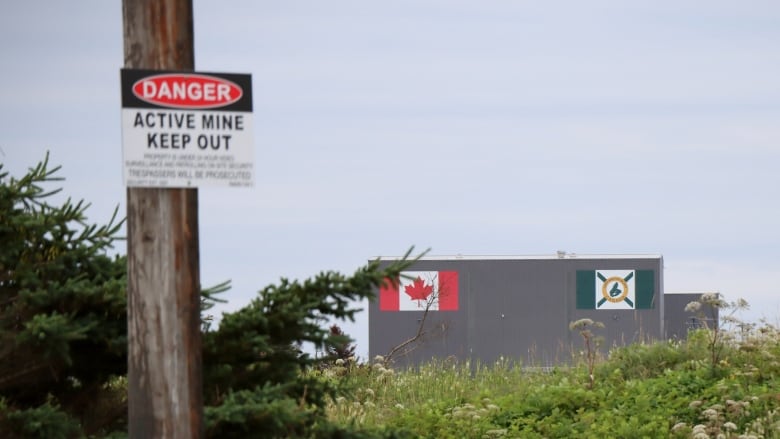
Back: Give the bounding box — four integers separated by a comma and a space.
404, 277, 433, 303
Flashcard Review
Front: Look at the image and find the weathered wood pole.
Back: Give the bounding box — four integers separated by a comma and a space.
122, 1, 203, 437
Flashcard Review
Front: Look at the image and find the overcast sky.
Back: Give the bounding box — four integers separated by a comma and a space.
2, 1, 779, 359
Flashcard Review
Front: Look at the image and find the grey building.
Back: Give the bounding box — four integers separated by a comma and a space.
369, 254, 707, 367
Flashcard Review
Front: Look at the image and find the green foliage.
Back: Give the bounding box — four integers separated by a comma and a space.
1, 154, 422, 438
204, 383, 310, 438
326, 324, 356, 363
6, 155, 780, 438
599, 339, 688, 380
0, 397, 81, 439
0, 154, 127, 437
684, 293, 749, 374
202, 251, 415, 438
324, 322, 780, 438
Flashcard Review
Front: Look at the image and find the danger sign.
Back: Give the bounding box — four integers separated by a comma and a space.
120, 69, 254, 188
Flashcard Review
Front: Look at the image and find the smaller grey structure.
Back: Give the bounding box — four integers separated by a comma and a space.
665, 292, 719, 340
369, 254, 709, 366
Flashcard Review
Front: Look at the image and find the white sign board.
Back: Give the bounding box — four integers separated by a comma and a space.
120, 69, 254, 188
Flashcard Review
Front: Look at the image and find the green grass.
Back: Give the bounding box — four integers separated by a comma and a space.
314, 325, 780, 438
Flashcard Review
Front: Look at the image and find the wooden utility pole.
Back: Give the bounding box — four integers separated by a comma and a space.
122, 1, 203, 437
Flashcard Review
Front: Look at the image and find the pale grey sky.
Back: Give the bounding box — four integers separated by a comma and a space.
2, 1, 779, 358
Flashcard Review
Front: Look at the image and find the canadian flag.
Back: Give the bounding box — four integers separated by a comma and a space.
380, 271, 458, 311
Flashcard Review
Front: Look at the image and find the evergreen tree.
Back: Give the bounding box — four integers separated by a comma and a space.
326, 324, 356, 363
0, 154, 416, 438
0, 155, 127, 437
202, 252, 414, 438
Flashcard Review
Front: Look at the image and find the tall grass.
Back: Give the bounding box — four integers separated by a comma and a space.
312, 322, 780, 438
320, 356, 566, 438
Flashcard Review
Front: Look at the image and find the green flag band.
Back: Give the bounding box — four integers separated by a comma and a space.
576, 270, 654, 310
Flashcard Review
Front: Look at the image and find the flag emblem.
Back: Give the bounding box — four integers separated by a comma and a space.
380, 271, 458, 311
596, 270, 635, 309
576, 270, 655, 310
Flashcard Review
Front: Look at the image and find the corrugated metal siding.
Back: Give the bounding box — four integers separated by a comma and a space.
369, 256, 665, 366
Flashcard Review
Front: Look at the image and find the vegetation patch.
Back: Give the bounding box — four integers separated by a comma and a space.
2, 156, 778, 438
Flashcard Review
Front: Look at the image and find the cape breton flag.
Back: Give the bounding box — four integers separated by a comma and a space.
576, 269, 655, 310
380, 271, 459, 311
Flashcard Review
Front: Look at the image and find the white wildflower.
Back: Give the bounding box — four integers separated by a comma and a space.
701, 292, 718, 301
685, 301, 702, 313
671, 422, 687, 432
702, 408, 719, 421
569, 318, 595, 330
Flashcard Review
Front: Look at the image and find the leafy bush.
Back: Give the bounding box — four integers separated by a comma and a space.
600, 339, 688, 380
324, 323, 780, 438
